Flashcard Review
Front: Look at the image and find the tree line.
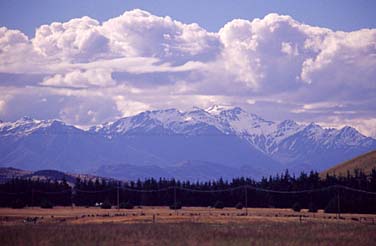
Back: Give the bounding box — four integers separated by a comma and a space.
1, 169, 376, 213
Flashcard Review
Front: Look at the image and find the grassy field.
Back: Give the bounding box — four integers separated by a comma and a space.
321, 149, 376, 177
1, 207, 375, 245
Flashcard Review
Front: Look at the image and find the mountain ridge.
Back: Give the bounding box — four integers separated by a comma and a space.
320, 150, 376, 177
1, 106, 375, 180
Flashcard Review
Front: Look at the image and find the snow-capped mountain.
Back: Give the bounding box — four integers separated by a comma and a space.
1, 106, 375, 180
0, 117, 75, 137
0, 117, 113, 172
90, 108, 230, 136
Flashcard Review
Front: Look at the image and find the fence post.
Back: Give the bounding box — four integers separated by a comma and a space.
174, 186, 177, 215
117, 181, 120, 210
245, 186, 248, 216
31, 188, 34, 208
337, 186, 341, 220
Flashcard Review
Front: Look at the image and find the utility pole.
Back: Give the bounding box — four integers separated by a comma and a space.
71, 188, 74, 209
117, 181, 120, 210
337, 187, 341, 220
31, 188, 34, 208
245, 186, 248, 216
174, 186, 177, 215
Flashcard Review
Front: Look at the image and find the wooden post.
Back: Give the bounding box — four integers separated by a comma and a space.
31, 188, 34, 208
337, 188, 340, 220
174, 186, 177, 215
71, 188, 74, 209
117, 181, 120, 210
245, 186, 248, 216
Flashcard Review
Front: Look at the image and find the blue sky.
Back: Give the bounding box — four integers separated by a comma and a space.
1, 0, 375, 37
0, 1, 375, 137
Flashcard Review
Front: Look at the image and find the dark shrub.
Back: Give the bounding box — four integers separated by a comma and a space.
101, 199, 112, 209
308, 202, 318, 213
40, 199, 53, 209
169, 202, 182, 210
292, 202, 301, 212
214, 201, 224, 209
325, 197, 339, 213
11, 199, 26, 209
120, 201, 134, 209
235, 202, 244, 209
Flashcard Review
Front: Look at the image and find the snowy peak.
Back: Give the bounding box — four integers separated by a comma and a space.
205, 104, 236, 115
96, 112, 163, 135
0, 117, 78, 137
1, 106, 375, 178
218, 107, 275, 136
277, 120, 299, 129
338, 126, 362, 138
300, 123, 325, 138
88, 106, 375, 155
0, 117, 44, 136
218, 107, 244, 120
19, 116, 35, 122
3, 107, 372, 151
330, 126, 370, 146
96, 107, 227, 136
273, 120, 302, 143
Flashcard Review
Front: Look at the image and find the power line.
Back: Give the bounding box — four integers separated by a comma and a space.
74, 187, 114, 193
2, 184, 376, 195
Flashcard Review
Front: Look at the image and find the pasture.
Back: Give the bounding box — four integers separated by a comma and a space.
0, 207, 375, 245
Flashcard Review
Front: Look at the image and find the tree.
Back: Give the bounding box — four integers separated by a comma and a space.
292, 202, 301, 212
40, 199, 53, 209
235, 202, 244, 209
169, 201, 182, 210
120, 201, 134, 209
308, 202, 318, 212
214, 201, 224, 209
11, 199, 26, 209
101, 199, 112, 209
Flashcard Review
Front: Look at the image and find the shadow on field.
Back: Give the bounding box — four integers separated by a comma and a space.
0, 221, 375, 246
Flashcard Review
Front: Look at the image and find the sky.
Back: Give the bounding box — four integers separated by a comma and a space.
0, 0, 375, 137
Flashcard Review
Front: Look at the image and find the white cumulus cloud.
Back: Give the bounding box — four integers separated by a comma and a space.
0, 10, 375, 136
41, 69, 116, 88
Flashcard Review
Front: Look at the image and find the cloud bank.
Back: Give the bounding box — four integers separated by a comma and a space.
0, 9, 375, 136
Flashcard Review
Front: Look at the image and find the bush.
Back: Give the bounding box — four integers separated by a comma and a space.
40, 199, 53, 209
11, 199, 26, 209
214, 201, 224, 209
308, 202, 318, 213
292, 202, 301, 212
325, 197, 340, 213
235, 202, 244, 209
120, 201, 134, 209
101, 200, 112, 209
169, 202, 182, 210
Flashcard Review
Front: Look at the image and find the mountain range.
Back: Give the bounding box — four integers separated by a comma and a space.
0, 105, 375, 180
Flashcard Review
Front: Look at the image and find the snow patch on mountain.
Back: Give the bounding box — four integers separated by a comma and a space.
1, 106, 375, 178
89, 106, 375, 156
205, 104, 236, 115
0, 116, 72, 137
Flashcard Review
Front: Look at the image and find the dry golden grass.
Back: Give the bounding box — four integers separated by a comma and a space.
321, 150, 376, 177
1, 207, 376, 245
1, 220, 375, 246
1, 206, 376, 225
